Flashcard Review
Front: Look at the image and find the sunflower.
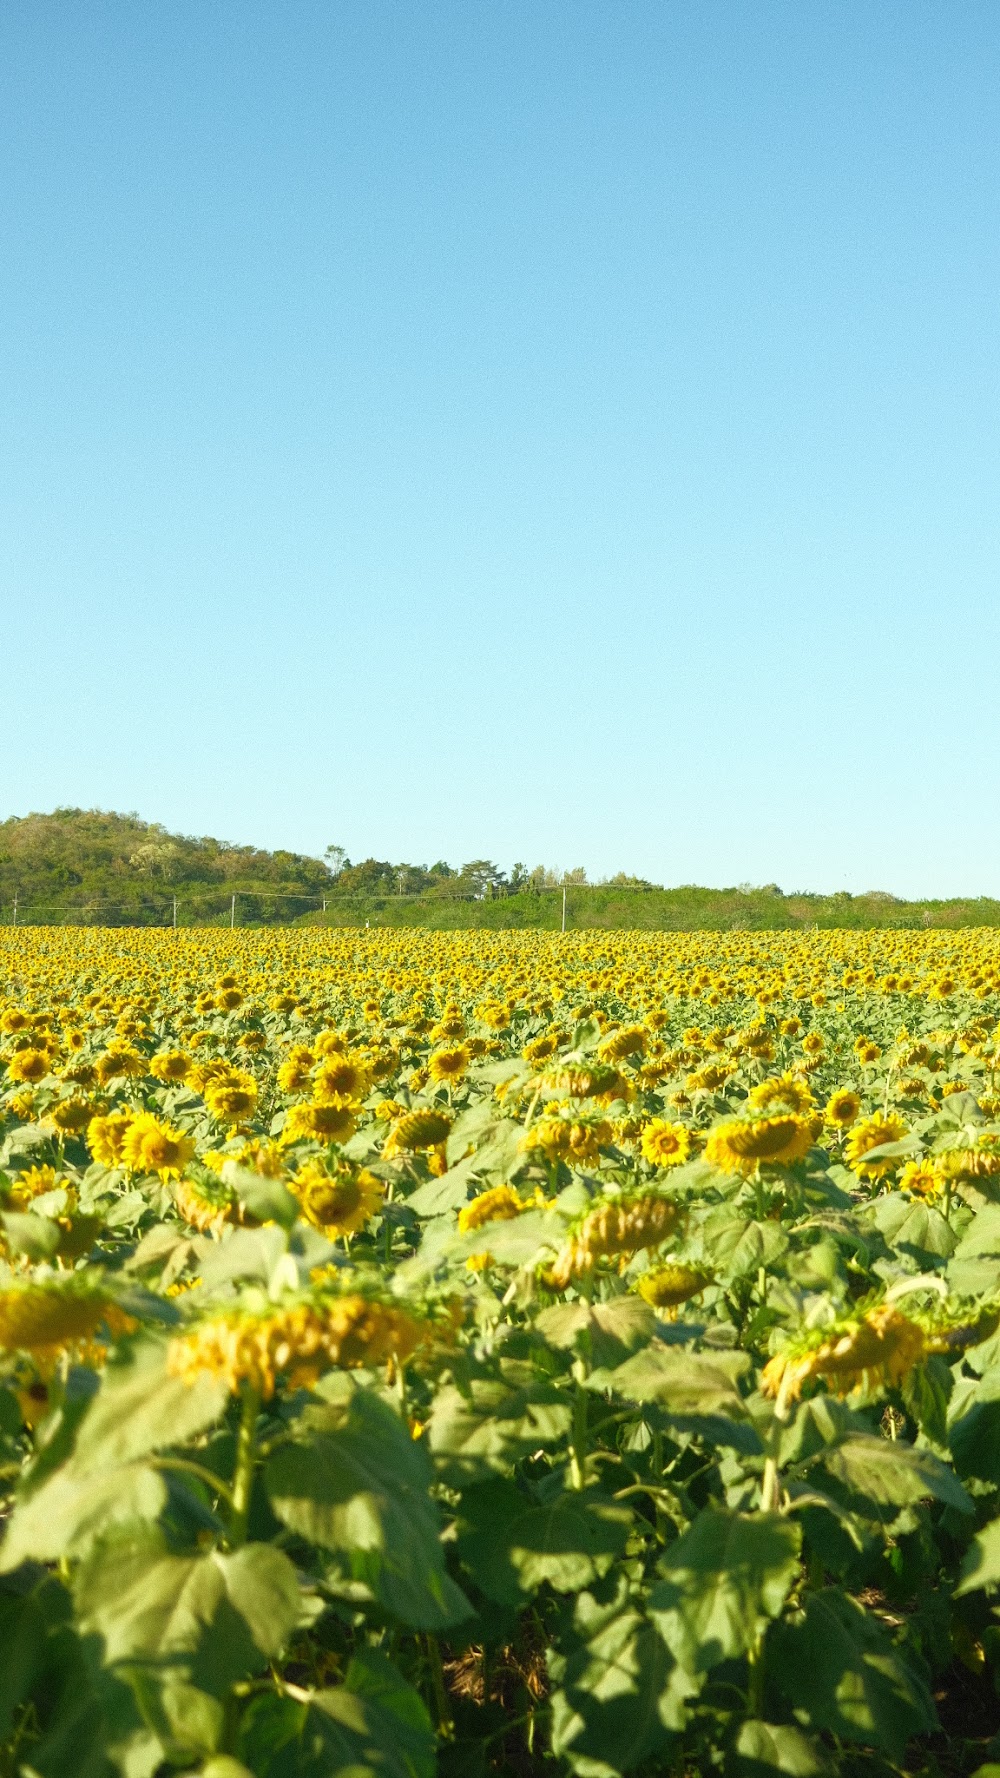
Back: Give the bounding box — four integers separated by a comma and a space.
428, 1045, 471, 1085
204, 1072, 259, 1125
640, 1120, 692, 1169
87, 1109, 135, 1166
149, 1050, 191, 1084
290, 1158, 384, 1236
705, 1114, 814, 1175
313, 1055, 371, 1101
383, 1108, 452, 1157
824, 1089, 861, 1128
762, 1304, 924, 1402
637, 1263, 712, 1309
844, 1112, 908, 1179
746, 1074, 814, 1116
6, 1048, 51, 1086
121, 1112, 195, 1180
167, 1292, 435, 1397
282, 1098, 358, 1146
457, 1184, 527, 1233
898, 1159, 941, 1199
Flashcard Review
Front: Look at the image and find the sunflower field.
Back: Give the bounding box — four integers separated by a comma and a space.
2, 925, 1000, 1778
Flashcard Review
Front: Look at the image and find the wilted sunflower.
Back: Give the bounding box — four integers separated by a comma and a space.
598, 1026, 646, 1063
543, 1062, 625, 1100
0, 1278, 135, 1365
520, 1110, 612, 1166
167, 1291, 437, 1398
545, 1192, 681, 1289
762, 1303, 925, 1402
174, 1171, 246, 1236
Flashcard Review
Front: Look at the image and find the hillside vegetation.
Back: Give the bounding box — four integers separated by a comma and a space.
2, 807, 999, 929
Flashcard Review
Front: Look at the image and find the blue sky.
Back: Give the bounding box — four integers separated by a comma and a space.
3, 2, 999, 897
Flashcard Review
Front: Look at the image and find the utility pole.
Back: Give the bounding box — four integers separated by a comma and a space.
12, 894, 17, 929
230, 893, 236, 929
172, 897, 177, 930
561, 886, 566, 933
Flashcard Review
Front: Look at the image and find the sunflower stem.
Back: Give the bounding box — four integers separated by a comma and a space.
228, 1381, 262, 1549
760, 1366, 795, 1514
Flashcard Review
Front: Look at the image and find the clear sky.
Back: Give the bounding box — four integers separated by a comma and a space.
3, 2, 999, 897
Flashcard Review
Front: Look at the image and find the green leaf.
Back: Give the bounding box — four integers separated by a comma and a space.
648, 1510, 800, 1676
732, 1720, 833, 1777
772, 1587, 936, 1759
536, 1298, 656, 1366
456, 1481, 631, 1601
901, 1356, 952, 1447
701, 1210, 789, 1278
955, 1517, 1000, 1594
949, 1370, 1000, 1483
426, 1373, 572, 1485
266, 1389, 471, 1628
548, 1580, 693, 1776
0, 1585, 46, 1737
588, 1345, 762, 1454
816, 1434, 972, 1515
74, 1528, 301, 1690
221, 1163, 300, 1229
237, 1650, 435, 1778
456, 1207, 561, 1266
70, 1338, 228, 1474
871, 1193, 957, 1262
0, 1209, 61, 1258
28, 1619, 161, 1778
0, 1463, 167, 1568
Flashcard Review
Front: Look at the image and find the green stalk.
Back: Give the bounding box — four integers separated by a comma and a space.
759, 1366, 794, 1514
569, 1377, 589, 1490
228, 1381, 262, 1549
424, 1633, 453, 1737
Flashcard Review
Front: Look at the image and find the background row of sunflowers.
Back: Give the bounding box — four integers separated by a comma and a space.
1, 924, 1000, 1778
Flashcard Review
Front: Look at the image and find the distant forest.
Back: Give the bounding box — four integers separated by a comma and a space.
1, 808, 999, 930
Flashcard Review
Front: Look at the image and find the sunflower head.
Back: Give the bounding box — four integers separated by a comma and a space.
383, 1108, 452, 1157
640, 1119, 692, 1169
705, 1114, 815, 1175
291, 1158, 384, 1236
844, 1113, 909, 1179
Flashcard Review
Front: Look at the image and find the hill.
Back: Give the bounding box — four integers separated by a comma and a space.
2, 808, 1000, 929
